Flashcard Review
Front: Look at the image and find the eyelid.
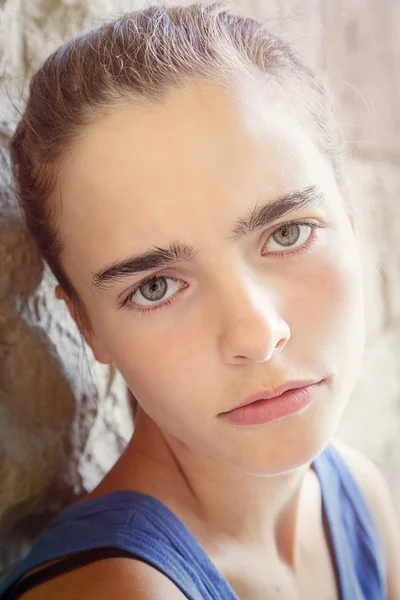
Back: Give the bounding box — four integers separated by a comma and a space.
261, 220, 323, 258
119, 274, 184, 311
261, 218, 320, 244
121, 274, 154, 306
117, 270, 169, 306
119, 218, 324, 311
268, 217, 320, 234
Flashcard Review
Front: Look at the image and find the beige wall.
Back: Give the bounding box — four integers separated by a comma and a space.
1, 0, 399, 578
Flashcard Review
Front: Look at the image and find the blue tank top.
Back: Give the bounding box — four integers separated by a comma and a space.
0, 444, 387, 599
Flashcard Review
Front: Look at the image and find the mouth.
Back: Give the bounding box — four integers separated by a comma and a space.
218, 379, 325, 427
220, 379, 324, 414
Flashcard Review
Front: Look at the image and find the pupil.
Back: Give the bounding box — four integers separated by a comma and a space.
141, 277, 167, 301
273, 224, 300, 246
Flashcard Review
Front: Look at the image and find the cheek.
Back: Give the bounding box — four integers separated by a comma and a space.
288, 240, 365, 365
105, 317, 209, 417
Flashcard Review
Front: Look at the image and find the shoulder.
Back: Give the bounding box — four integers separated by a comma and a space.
20, 557, 188, 600
332, 437, 400, 600
331, 437, 397, 525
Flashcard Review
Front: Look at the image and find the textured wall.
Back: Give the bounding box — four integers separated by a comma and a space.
1, 0, 399, 580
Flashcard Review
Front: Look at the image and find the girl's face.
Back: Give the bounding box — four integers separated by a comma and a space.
58, 78, 365, 475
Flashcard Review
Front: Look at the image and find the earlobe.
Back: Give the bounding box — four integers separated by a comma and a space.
55, 284, 66, 301
88, 339, 113, 365
55, 284, 113, 365
78, 320, 114, 366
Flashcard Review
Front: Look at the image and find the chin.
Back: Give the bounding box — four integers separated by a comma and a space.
244, 444, 328, 477
219, 401, 342, 477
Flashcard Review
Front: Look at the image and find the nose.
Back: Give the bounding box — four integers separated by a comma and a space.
217, 277, 290, 365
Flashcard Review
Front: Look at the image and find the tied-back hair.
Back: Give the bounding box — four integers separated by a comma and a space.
9, 3, 343, 422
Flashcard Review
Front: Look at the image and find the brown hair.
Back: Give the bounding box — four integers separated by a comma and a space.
9, 2, 342, 417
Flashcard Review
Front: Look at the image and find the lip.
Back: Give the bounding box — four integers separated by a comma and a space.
221, 379, 323, 414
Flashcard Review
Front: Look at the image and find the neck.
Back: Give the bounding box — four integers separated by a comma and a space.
99, 410, 319, 567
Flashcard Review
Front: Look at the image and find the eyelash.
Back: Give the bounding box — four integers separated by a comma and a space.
120, 219, 322, 315
119, 275, 185, 316
261, 220, 320, 258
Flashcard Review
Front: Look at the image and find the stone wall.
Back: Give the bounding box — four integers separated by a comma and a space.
1, 0, 399, 580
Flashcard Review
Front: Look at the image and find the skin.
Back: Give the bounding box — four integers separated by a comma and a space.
53, 76, 371, 596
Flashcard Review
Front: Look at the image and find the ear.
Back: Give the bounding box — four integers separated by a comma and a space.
55, 284, 113, 365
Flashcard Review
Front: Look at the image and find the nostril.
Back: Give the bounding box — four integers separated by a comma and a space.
276, 338, 285, 350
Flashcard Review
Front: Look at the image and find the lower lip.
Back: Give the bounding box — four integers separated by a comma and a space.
219, 383, 322, 427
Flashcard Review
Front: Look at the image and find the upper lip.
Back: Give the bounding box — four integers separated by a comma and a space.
221, 379, 323, 413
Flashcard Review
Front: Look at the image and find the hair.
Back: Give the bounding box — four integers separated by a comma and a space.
9, 2, 343, 420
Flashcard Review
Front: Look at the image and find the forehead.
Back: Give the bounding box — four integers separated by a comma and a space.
58, 78, 335, 277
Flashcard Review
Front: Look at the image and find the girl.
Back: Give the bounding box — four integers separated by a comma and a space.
0, 3, 399, 599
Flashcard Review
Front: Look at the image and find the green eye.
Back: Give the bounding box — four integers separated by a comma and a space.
272, 224, 301, 247
140, 277, 168, 301
263, 221, 319, 255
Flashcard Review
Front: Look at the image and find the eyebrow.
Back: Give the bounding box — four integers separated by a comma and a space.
91, 184, 324, 290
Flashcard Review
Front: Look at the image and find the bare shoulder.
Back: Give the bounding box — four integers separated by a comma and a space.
332, 437, 400, 599
20, 557, 188, 600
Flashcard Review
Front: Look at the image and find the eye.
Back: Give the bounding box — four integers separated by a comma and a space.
137, 277, 170, 304
121, 275, 185, 311
263, 222, 317, 254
